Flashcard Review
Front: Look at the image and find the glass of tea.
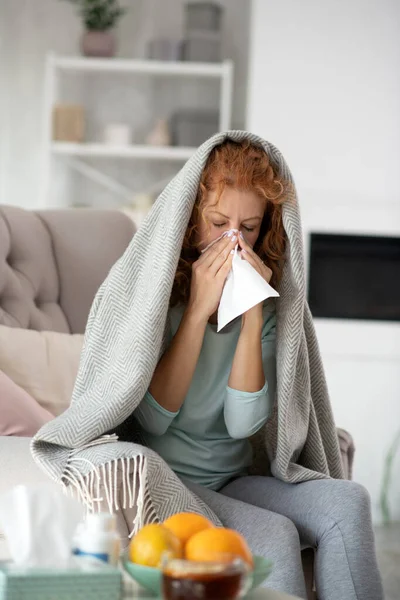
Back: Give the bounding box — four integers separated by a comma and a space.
161, 553, 251, 600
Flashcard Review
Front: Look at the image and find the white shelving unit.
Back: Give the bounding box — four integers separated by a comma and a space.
52, 142, 196, 161
42, 53, 234, 207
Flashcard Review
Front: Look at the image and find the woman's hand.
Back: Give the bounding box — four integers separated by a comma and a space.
188, 233, 237, 322
238, 232, 272, 326
238, 232, 272, 283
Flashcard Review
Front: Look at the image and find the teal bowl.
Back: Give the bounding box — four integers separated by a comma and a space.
250, 555, 274, 589
122, 553, 273, 595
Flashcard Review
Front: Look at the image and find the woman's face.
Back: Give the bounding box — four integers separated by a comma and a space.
196, 188, 265, 251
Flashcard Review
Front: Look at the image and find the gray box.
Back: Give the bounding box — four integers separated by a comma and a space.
171, 110, 219, 147
181, 31, 221, 63
185, 2, 223, 32
147, 38, 182, 61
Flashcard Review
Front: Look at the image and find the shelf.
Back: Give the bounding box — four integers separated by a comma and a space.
51, 55, 231, 78
43, 53, 233, 206
52, 142, 196, 161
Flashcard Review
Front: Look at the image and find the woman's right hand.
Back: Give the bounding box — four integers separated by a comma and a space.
188, 232, 238, 321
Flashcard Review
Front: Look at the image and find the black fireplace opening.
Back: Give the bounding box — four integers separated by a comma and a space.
307, 233, 400, 321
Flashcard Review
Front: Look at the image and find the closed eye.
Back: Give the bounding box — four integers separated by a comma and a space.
213, 223, 255, 232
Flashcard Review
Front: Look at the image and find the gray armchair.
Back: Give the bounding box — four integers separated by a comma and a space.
0, 206, 354, 599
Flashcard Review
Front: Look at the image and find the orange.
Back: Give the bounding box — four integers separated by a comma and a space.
185, 527, 254, 568
163, 512, 214, 547
129, 523, 183, 568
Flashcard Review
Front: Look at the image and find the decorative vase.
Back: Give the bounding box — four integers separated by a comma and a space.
81, 30, 116, 58
103, 123, 132, 146
145, 119, 171, 146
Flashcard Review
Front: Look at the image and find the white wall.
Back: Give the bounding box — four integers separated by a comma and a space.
247, 0, 400, 523
0, 0, 250, 208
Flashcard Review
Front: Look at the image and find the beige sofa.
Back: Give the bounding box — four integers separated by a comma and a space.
0, 205, 135, 559
0, 206, 354, 599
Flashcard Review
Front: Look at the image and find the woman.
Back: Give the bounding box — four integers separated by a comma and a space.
135, 140, 383, 600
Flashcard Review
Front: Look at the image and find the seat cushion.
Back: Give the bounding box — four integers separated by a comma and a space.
0, 371, 53, 436
0, 325, 83, 416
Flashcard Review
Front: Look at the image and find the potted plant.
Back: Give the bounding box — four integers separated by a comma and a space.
63, 0, 126, 58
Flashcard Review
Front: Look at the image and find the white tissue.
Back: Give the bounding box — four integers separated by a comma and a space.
202, 229, 279, 332
218, 245, 279, 331
0, 484, 84, 567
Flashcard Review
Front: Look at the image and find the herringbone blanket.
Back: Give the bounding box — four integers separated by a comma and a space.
31, 131, 344, 532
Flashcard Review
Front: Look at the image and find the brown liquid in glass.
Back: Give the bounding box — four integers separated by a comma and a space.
163, 567, 243, 600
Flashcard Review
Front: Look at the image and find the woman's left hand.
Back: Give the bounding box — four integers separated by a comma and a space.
238, 233, 272, 283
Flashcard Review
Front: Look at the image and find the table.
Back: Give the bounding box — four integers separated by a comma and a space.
122, 574, 302, 599
247, 591, 302, 600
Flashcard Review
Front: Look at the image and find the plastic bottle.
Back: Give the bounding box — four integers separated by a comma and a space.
73, 513, 121, 566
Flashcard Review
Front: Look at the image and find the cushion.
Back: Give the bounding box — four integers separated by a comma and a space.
0, 206, 70, 332
0, 325, 83, 416
36, 208, 135, 334
0, 371, 53, 436
0, 206, 135, 334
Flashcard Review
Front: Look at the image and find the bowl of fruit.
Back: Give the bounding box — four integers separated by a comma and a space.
122, 512, 273, 598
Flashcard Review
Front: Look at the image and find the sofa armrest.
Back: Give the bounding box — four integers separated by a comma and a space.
337, 428, 355, 480
0, 436, 56, 495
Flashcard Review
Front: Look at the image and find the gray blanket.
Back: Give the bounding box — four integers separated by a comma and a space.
31, 131, 344, 533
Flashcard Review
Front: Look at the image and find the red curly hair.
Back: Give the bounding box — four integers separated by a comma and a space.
170, 139, 287, 307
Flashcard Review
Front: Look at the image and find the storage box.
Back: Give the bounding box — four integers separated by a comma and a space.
52, 104, 85, 142
170, 110, 219, 147
185, 2, 223, 32
181, 32, 221, 63
0, 559, 122, 600
147, 38, 182, 61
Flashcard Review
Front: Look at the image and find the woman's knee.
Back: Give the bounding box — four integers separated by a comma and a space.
239, 509, 301, 563
270, 513, 302, 553
340, 481, 370, 513
323, 480, 372, 528
345, 482, 373, 531
348, 481, 371, 508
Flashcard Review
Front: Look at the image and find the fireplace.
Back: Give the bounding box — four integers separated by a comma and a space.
307, 233, 400, 321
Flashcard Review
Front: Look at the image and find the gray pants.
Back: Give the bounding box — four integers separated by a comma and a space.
184, 477, 384, 600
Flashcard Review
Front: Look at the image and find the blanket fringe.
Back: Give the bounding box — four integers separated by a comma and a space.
61, 442, 155, 536
130, 454, 148, 537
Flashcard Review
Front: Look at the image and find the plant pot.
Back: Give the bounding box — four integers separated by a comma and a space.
81, 30, 116, 58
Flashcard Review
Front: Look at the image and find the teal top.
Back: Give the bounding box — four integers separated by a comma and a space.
134, 303, 276, 491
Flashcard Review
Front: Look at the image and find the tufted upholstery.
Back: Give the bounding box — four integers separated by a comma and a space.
0, 206, 135, 333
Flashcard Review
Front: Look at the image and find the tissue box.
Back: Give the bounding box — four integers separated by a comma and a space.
170, 109, 219, 147
0, 559, 122, 600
